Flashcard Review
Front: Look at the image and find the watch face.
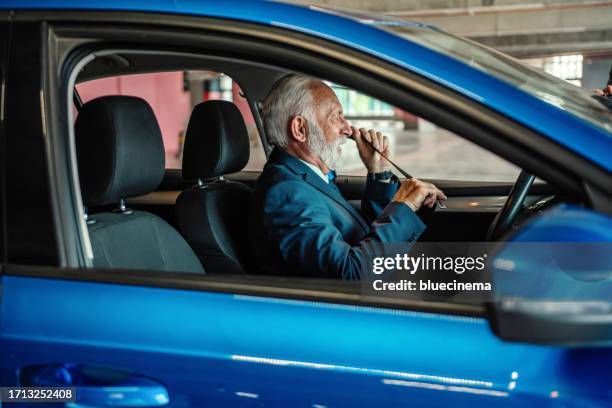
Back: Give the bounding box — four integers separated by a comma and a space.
371, 171, 394, 181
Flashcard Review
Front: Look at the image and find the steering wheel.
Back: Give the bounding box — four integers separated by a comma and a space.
486, 170, 535, 241
416, 199, 438, 225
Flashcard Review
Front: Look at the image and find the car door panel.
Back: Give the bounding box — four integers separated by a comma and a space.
3, 268, 608, 407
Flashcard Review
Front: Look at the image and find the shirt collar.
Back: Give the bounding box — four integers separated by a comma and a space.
298, 159, 329, 184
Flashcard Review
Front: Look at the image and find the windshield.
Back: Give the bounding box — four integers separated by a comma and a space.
384, 25, 611, 133
315, 7, 612, 134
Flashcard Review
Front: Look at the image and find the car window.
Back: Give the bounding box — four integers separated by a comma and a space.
58, 30, 546, 314
332, 85, 521, 181
76, 71, 266, 171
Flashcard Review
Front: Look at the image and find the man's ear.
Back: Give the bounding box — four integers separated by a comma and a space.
289, 116, 307, 143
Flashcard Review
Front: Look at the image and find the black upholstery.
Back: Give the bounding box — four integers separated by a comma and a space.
75, 96, 165, 207
182, 100, 250, 179
176, 182, 252, 273
87, 212, 203, 272
75, 96, 204, 273
176, 100, 252, 274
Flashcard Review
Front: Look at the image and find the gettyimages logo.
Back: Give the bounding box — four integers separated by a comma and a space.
372, 253, 488, 275
364, 244, 494, 298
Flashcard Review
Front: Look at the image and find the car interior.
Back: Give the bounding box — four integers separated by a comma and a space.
69, 49, 580, 278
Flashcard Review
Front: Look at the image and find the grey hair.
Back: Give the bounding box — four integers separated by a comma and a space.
262, 74, 319, 148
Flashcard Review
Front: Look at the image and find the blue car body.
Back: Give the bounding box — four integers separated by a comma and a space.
0, 1, 610, 407
3, 273, 612, 407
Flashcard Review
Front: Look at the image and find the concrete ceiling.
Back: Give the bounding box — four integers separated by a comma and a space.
283, 0, 612, 57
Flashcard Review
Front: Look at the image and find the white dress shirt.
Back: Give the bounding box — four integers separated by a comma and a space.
298, 159, 329, 184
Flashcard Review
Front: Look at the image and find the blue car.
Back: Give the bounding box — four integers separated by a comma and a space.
0, 1, 611, 407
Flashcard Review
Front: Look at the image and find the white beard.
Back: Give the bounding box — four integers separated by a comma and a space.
307, 123, 345, 170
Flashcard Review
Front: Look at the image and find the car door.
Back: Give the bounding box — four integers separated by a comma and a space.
0, 9, 608, 408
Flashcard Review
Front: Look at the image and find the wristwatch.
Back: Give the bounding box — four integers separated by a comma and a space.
368, 170, 396, 183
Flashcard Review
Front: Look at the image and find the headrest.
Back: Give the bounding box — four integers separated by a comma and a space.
182, 100, 250, 180
75, 96, 165, 207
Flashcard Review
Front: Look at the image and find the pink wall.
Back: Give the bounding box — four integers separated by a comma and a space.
232, 86, 256, 126
77, 72, 191, 155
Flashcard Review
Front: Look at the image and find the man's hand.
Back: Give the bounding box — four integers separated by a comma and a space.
393, 178, 447, 212
593, 85, 612, 97
351, 126, 392, 173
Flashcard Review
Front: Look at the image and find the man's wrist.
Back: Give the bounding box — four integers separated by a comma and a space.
368, 170, 395, 183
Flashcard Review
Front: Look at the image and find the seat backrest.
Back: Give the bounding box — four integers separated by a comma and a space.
75, 96, 204, 273
176, 100, 252, 274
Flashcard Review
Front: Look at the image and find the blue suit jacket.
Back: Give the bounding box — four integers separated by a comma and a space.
249, 148, 426, 280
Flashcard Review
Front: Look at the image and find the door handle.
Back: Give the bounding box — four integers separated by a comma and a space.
20, 363, 169, 406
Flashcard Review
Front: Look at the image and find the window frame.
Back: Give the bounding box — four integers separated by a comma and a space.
0, 19, 9, 266
21, 10, 610, 316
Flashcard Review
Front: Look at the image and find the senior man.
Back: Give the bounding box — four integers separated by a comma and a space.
249, 74, 446, 280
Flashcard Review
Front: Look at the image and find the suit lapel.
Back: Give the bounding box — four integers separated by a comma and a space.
269, 149, 369, 232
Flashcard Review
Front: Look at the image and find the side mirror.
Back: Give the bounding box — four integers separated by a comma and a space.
488, 204, 612, 346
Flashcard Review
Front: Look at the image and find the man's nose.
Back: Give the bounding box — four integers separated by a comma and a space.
341, 118, 352, 135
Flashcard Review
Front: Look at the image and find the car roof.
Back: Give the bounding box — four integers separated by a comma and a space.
2, 0, 611, 172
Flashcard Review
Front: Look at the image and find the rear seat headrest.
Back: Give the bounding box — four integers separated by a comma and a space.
182, 100, 250, 180
75, 96, 165, 207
